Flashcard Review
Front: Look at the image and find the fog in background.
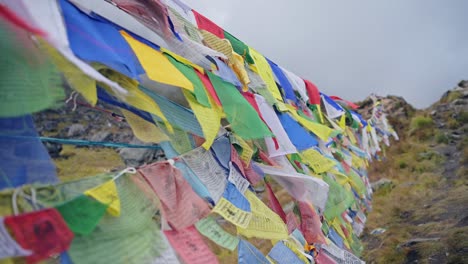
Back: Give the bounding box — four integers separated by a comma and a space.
184, 0, 468, 108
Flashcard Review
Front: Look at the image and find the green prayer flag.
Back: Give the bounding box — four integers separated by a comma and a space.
323, 174, 355, 220
195, 216, 239, 251
0, 22, 64, 117
56, 194, 108, 235
165, 54, 211, 107
207, 72, 273, 140
224, 31, 254, 64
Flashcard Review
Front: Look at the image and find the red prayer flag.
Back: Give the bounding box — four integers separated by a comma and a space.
329, 96, 359, 109
265, 183, 287, 223
192, 10, 224, 39
4, 209, 74, 264
298, 201, 327, 245
195, 70, 222, 107
138, 161, 211, 230
303, 79, 321, 105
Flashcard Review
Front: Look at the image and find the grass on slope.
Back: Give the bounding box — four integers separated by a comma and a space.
362, 112, 468, 264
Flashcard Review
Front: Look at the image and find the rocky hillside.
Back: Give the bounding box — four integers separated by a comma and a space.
361, 81, 468, 263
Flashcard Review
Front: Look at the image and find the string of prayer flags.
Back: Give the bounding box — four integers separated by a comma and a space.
60, 0, 144, 80
0, 217, 31, 259
237, 190, 288, 241
208, 72, 273, 139
237, 239, 270, 264
138, 161, 211, 229
4, 209, 74, 264
195, 216, 240, 251
55, 194, 108, 236
120, 31, 194, 91
268, 241, 307, 264
84, 179, 121, 217
164, 226, 219, 264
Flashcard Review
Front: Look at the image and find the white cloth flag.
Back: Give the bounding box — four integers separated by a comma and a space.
255, 163, 329, 212
322, 95, 345, 119
254, 94, 297, 157
279, 66, 309, 103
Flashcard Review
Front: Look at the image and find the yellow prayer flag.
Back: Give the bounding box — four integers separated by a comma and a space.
237, 191, 288, 240
212, 198, 252, 229
200, 30, 233, 61
182, 89, 221, 149
346, 127, 357, 144
249, 48, 283, 102
40, 40, 97, 105
339, 114, 347, 130
285, 105, 336, 142
230, 52, 250, 90
284, 240, 310, 264
120, 109, 169, 143
85, 180, 121, 216
120, 31, 193, 91
300, 148, 336, 174
233, 135, 254, 165
96, 67, 173, 133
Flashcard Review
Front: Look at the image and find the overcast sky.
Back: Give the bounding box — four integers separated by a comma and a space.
183, 0, 468, 108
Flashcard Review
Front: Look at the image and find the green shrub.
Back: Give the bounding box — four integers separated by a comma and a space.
456, 111, 468, 124
410, 116, 433, 130
435, 132, 449, 144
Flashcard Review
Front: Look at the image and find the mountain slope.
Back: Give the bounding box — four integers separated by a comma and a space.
361, 82, 468, 263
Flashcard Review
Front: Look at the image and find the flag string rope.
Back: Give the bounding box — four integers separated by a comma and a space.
0, 135, 162, 149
